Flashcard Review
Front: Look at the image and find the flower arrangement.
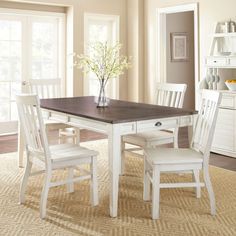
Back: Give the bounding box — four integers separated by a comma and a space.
74, 41, 131, 107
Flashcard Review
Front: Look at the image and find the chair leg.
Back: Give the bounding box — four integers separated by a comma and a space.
67, 168, 74, 193
193, 169, 201, 198
173, 129, 179, 148
152, 166, 160, 220
19, 157, 32, 204
143, 158, 151, 201
40, 171, 52, 219
203, 167, 216, 216
45, 126, 51, 143
18, 124, 25, 168
120, 140, 125, 175
58, 129, 64, 144
90, 156, 98, 206
75, 128, 80, 145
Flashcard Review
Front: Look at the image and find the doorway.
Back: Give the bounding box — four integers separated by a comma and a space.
157, 3, 199, 109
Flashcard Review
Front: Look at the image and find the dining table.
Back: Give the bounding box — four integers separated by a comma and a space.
17, 96, 196, 218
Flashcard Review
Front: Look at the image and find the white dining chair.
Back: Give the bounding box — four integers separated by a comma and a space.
28, 79, 79, 144
143, 90, 221, 219
16, 94, 99, 219
121, 83, 187, 174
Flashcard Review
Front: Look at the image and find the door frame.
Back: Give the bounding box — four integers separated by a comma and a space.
157, 3, 199, 108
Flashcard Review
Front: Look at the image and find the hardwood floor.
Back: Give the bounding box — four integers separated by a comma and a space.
0, 129, 107, 154
0, 128, 235, 171
0, 134, 18, 154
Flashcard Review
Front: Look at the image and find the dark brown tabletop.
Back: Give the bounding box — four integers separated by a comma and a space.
40, 96, 196, 124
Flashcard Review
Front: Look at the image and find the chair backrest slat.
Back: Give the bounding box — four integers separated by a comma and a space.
28, 78, 62, 99
16, 94, 51, 167
191, 90, 221, 158
169, 91, 176, 107
155, 83, 187, 108
28, 79, 62, 119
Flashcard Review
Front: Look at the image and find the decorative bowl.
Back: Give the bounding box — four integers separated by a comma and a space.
225, 81, 236, 91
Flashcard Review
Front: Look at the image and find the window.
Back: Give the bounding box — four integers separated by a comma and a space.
31, 18, 59, 79
84, 13, 119, 99
0, 9, 65, 134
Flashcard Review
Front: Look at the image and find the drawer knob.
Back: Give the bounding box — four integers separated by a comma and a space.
155, 121, 162, 127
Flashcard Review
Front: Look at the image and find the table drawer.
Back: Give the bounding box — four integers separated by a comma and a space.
206, 57, 227, 67
68, 116, 108, 133
120, 122, 136, 135
49, 112, 68, 123
137, 118, 178, 133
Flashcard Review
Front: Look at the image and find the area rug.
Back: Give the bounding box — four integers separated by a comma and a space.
0, 140, 235, 236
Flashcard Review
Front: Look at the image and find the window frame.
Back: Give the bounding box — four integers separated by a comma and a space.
0, 8, 65, 134
84, 13, 120, 99
0, 8, 66, 90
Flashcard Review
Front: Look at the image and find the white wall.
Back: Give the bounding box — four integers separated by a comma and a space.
166, 11, 194, 109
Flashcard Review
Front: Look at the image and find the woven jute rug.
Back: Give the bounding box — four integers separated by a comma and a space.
0, 140, 235, 236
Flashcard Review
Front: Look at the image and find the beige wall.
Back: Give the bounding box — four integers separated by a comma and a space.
3, 0, 236, 103
127, 0, 144, 102
72, 0, 127, 98
1, 0, 128, 99
0, 1, 66, 12
145, 0, 236, 103
166, 11, 195, 109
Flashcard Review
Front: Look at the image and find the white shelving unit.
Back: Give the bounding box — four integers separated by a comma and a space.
205, 22, 236, 158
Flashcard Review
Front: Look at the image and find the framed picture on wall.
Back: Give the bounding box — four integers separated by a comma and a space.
170, 32, 189, 62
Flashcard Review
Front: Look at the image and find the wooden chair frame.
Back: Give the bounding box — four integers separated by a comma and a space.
28, 79, 79, 144
143, 90, 222, 219
121, 83, 187, 174
16, 94, 98, 219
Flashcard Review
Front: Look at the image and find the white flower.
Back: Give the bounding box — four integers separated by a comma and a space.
74, 42, 131, 86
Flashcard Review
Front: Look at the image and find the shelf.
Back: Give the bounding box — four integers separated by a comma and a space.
212, 33, 236, 37
207, 55, 236, 58
205, 56, 236, 68
218, 90, 236, 94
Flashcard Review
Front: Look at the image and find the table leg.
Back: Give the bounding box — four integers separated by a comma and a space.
75, 128, 81, 145
188, 114, 196, 145
188, 126, 193, 146
18, 124, 24, 168
108, 124, 121, 217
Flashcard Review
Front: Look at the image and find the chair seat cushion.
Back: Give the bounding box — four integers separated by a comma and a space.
123, 130, 174, 147
50, 144, 98, 163
144, 147, 203, 165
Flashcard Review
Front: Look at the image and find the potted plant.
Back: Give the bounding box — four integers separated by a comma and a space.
74, 42, 131, 107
